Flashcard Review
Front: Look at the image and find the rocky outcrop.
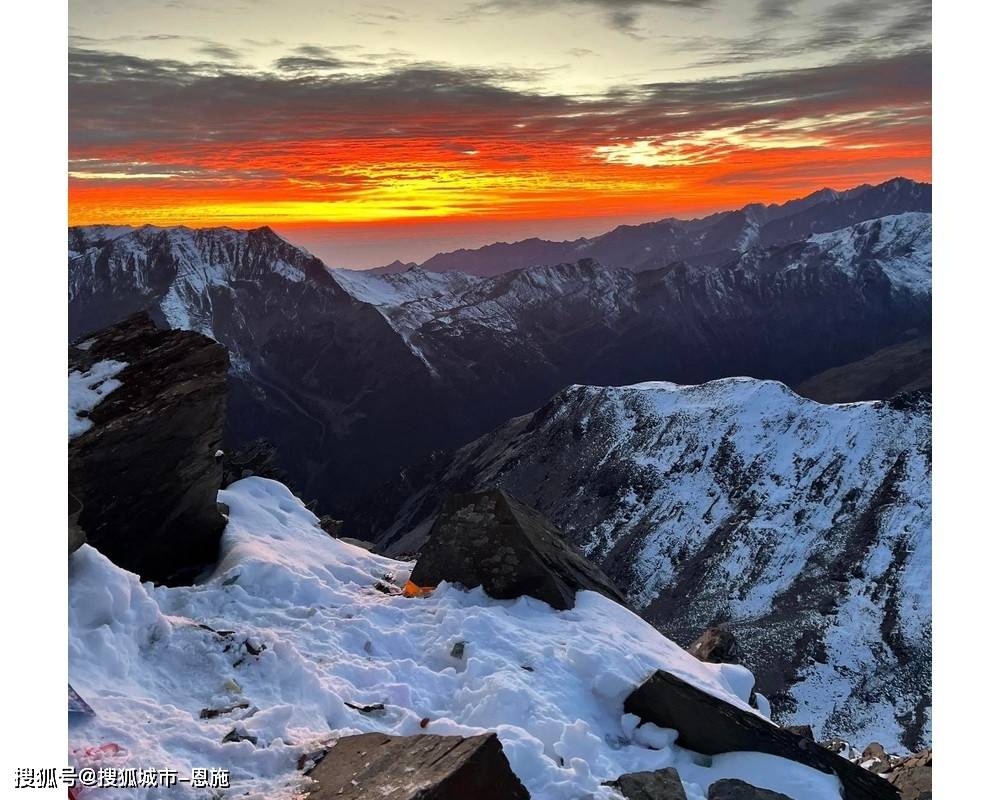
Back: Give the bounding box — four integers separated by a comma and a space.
305, 732, 529, 800
707, 780, 792, 800
407, 490, 627, 610
623, 669, 899, 800
606, 766, 687, 799
68, 313, 228, 584
687, 626, 740, 664
884, 750, 931, 800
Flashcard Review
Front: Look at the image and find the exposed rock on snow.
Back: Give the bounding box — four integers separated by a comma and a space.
624, 670, 897, 800
408, 489, 628, 611
707, 779, 793, 800
606, 765, 687, 799
68, 477, 845, 800
305, 731, 529, 800
68, 313, 229, 584
365, 378, 931, 751
687, 627, 741, 665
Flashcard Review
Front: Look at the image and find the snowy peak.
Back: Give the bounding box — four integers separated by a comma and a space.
805, 212, 931, 294
69, 224, 330, 338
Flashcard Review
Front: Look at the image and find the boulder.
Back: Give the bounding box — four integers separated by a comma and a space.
687, 626, 740, 664
861, 742, 893, 774
68, 313, 229, 584
605, 766, 687, 799
707, 779, 792, 800
885, 750, 931, 800
305, 731, 529, 800
623, 669, 899, 800
407, 489, 627, 611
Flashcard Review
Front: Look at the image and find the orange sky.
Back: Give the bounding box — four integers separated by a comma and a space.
68, 1, 931, 266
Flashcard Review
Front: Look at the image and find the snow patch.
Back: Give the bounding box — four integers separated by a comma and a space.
69, 359, 127, 438
69, 477, 841, 800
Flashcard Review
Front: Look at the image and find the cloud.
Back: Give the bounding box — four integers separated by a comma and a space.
69, 45, 929, 149
68, 44, 929, 225
461, 0, 714, 35
753, 0, 801, 22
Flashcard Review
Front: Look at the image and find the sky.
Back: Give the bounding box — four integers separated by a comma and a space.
68, 0, 931, 267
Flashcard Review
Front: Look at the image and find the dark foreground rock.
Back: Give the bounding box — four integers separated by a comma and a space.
407, 489, 627, 610
885, 750, 931, 800
605, 766, 687, 799
305, 731, 529, 800
687, 626, 740, 664
69, 313, 228, 584
623, 669, 899, 800
707, 779, 792, 800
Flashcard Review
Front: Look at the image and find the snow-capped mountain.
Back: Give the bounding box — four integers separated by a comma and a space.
68, 210, 931, 514
373, 178, 931, 277
358, 378, 931, 753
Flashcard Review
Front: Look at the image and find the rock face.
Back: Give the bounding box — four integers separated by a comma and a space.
407, 490, 627, 610
606, 766, 687, 800
305, 732, 529, 800
68, 313, 228, 583
707, 779, 793, 800
884, 750, 931, 800
364, 378, 931, 751
688, 626, 740, 664
624, 669, 899, 800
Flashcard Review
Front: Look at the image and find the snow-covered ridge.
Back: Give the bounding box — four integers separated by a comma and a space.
804, 212, 931, 294
69, 478, 841, 800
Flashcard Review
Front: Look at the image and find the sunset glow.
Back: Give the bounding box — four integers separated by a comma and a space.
69, 0, 931, 265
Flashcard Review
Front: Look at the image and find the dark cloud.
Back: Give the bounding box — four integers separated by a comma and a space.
69, 44, 929, 155
754, 0, 801, 22
463, 0, 714, 35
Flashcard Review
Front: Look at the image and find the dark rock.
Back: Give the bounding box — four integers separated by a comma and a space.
450, 641, 465, 659
199, 703, 250, 719
339, 537, 375, 551
707, 779, 793, 800
783, 725, 814, 742
220, 438, 287, 488
68, 313, 228, 584
343, 701, 385, 714
885, 750, 931, 800
221, 728, 257, 745
305, 731, 529, 800
317, 516, 344, 538
623, 669, 899, 800
605, 766, 687, 799
687, 626, 740, 664
68, 492, 86, 555
68, 684, 95, 716
407, 489, 627, 611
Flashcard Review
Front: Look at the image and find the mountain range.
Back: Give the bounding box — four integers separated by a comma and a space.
371, 177, 930, 276
69, 182, 931, 512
